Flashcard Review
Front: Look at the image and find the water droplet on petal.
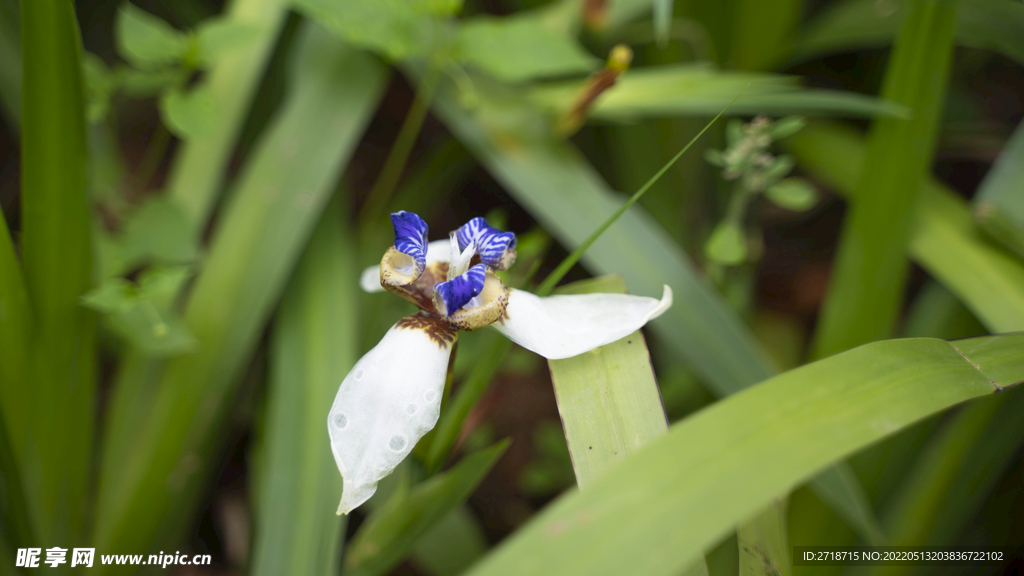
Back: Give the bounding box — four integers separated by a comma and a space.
355, 369, 364, 380
424, 390, 437, 402
388, 435, 407, 452
406, 404, 418, 415
332, 413, 347, 429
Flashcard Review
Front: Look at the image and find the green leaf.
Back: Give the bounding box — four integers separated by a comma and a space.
530, 64, 910, 120
81, 278, 138, 314
0, 207, 31, 457
166, 0, 291, 228
787, 120, 1024, 333
464, 335, 1024, 576
117, 66, 185, 97
973, 118, 1024, 259
194, 17, 263, 66
115, 2, 189, 68
730, 0, 801, 71
106, 305, 197, 356
704, 148, 726, 167
812, 0, 960, 360
295, 0, 442, 60
136, 265, 193, 308
454, 15, 598, 83
18, 0, 95, 544
547, 275, 712, 575
765, 177, 817, 211
93, 25, 388, 561
795, 0, 1024, 69
410, 507, 488, 576
770, 116, 806, 140
344, 441, 511, 576
120, 197, 199, 266
737, 500, 791, 576
250, 197, 354, 576
159, 84, 218, 140
705, 222, 747, 265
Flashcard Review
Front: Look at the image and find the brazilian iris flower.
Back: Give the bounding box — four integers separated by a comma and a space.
328, 211, 672, 514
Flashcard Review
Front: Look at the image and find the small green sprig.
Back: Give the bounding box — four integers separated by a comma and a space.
703, 115, 817, 266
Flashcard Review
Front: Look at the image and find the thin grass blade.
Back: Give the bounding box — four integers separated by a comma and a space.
973, 119, 1024, 259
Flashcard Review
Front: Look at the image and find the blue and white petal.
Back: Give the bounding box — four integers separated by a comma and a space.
456, 217, 517, 270
492, 285, 673, 360
392, 211, 429, 265
328, 314, 458, 514
361, 240, 452, 293
433, 264, 487, 317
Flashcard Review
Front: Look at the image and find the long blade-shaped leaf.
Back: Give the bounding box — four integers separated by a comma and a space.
93, 25, 387, 561
787, 121, 1024, 333
530, 65, 908, 120
812, 0, 959, 359
548, 275, 709, 573
464, 334, 1023, 576
166, 0, 290, 228
251, 195, 355, 576
19, 0, 95, 544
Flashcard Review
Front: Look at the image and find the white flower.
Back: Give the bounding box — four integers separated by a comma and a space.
330, 211, 672, 514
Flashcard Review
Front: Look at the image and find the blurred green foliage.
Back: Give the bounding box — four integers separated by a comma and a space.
1, 0, 1024, 575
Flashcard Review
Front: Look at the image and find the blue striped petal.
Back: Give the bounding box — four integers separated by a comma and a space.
456, 217, 517, 270
433, 264, 487, 316
391, 211, 429, 268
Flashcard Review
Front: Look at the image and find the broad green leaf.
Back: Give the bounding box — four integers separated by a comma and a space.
81, 278, 137, 314
0, 352, 34, 552
464, 334, 1024, 576
167, 0, 291, 228
795, 0, 1024, 68
765, 177, 817, 212
106, 306, 196, 356
787, 121, 1024, 333
973, 118, 1024, 258
115, 2, 189, 68
530, 64, 909, 120
547, 275, 711, 574
93, 26, 388, 563
159, 84, 218, 140
119, 197, 199, 266
433, 80, 884, 543
812, 0, 959, 359
548, 275, 669, 485
344, 441, 511, 576
19, 0, 95, 544
454, 15, 599, 82
294, 0, 443, 60
194, 17, 263, 66
738, 500, 791, 576
251, 197, 354, 576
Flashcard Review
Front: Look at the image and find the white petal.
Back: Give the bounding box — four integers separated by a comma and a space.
328, 314, 457, 514
492, 285, 672, 360
359, 240, 453, 293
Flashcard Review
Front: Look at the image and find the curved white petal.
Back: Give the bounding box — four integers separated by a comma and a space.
328, 314, 457, 514
359, 240, 453, 293
492, 285, 673, 360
